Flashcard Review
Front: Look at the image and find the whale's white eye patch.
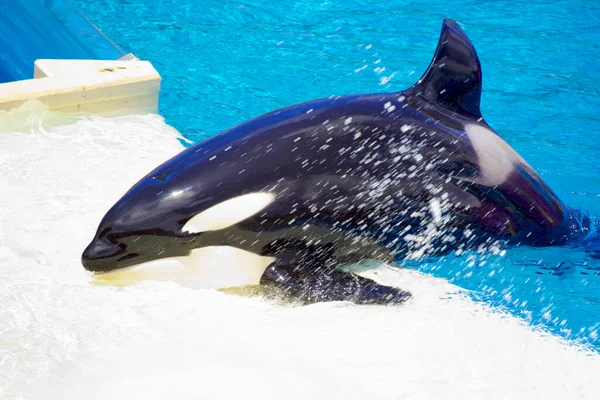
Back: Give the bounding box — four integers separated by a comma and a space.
183, 192, 275, 233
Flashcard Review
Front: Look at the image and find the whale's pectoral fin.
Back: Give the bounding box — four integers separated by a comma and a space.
259, 241, 410, 304
261, 263, 411, 304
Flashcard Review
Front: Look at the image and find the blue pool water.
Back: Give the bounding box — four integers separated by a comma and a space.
0, 0, 123, 83
72, 0, 600, 349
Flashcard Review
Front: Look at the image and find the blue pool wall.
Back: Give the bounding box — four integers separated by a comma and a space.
0, 0, 124, 84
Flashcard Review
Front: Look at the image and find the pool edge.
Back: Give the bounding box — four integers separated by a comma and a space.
0, 58, 161, 115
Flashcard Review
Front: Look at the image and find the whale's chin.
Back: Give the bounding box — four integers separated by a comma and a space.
91, 246, 275, 289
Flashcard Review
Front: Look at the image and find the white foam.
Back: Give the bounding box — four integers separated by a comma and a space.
0, 104, 598, 399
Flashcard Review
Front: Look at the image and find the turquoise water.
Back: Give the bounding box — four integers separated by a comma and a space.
73, 0, 600, 348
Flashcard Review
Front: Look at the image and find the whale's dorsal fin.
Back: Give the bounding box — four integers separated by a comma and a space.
410, 19, 482, 119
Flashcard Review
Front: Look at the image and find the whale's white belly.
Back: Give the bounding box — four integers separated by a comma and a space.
93, 246, 275, 289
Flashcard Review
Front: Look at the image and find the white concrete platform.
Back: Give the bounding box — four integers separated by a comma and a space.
0, 59, 161, 114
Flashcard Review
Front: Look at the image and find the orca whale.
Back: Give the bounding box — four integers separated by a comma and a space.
82, 19, 583, 304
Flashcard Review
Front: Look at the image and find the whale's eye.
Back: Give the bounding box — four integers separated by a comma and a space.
182, 192, 275, 234
152, 158, 187, 182
153, 169, 175, 182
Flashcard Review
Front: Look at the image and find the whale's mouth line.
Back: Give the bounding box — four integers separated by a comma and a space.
89, 251, 170, 275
